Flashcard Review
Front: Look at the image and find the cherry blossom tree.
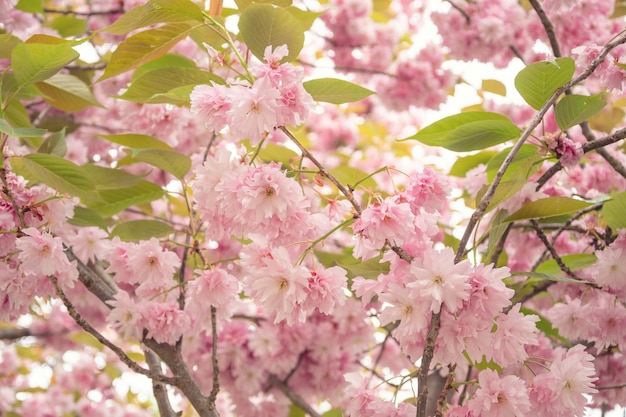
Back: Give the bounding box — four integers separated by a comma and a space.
2, 0, 626, 416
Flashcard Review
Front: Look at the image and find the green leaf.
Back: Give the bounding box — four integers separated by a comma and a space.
535, 254, 597, 275
254, 142, 299, 166
50, 15, 88, 37
288, 405, 306, 417
119, 67, 222, 103
514, 57, 575, 110
448, 151, 498, 177
110, 220, 174, 241
481, 79, 506, 96
68, 206, 109, 229
85, 181, 165, 217
329, 165, 377, 190
131, 53, 197, 81
520, 307, 569, 345
35, 73, 102, 112
150, 85, 197, 106
323, 408, 344, 417
0, 118, 46, 138
130, 149, 192, 179
286, 6, 324, 31
37, 128, 67, 157
16, 0, 43, 13
239, 3, 305, 63
505, 196, 594, 222
69, 331, 104, 350
603, 191, 626, 229
303, 78, 375, 104
99, 23, 199, 81
8, 154, 96, 200
0, 33, 22, 59
512, 271, 586, 284
485, 144, 539, 182
403, 112, 520, 152
555, 93, 607, 130
81, 165, 144, 190
103, 0, 204, 35
235, 0, 293, 10
97, 133, 173, 150
484, 209, 511, 263
11, 42, 79, 87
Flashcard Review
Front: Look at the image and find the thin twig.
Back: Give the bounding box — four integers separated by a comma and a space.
209, 305, 220, 403
43, 7, 124, 16
280, 126, 362, 215
435, 365, 456, 417
528, 0, 562, 57
445, 0, 470, 24
581, 122, 626, 180
529, 219, 581, 279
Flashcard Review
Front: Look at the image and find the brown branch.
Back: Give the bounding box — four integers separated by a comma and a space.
529, 219, 581, 279
280, 126, 362, 216
536, 126, 626, 188
528, 0, 562, 57
435, 366, 456, 417
42, 7, 124, 16
146, 349, 179, 417
445, 0, 470, 24
416, 311, 441, 417
268, 374, 322, 417
581, 122, 626, 180
209, 305, 220, 402
48, 275, 176, 385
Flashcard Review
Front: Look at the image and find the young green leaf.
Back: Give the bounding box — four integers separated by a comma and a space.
514, 57, 575, 110
119, 67, 223, 103
103, 0, 204, 35
81, 165, 144, 190
0, 33, 22, 59
11, 42, 79, 87
303, 78, 375, 104
505, 196, 594, 222
0, 118, 46, 138
602, 191, 626, 229
535, 254, 597, 275
403, 112, 520, 152
97, 133, 173, 150
50, 15, 88, 37
555, 93, 607, 130
35, 73, 103, 112
110, 220, 174, 241
239, 3, 305, 63
37, 128, 67, 157
85, 180, 165, 217
99, 23, 199, 81
8, 154, 96, 200
130, 149, 192, 179
68, 207, 109, 229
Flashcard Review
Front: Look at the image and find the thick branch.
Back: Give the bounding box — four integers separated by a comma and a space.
146, 349, 179, 417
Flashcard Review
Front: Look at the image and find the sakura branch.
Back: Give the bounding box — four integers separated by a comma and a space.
279, 126, 362, 215
145, 349, 178, 417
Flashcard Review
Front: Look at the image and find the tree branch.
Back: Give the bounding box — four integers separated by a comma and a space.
528, 0, 561, 57
268, 374, 322, 417
280, 126, 362, 216
146, 349, 179, 417
48, 275, 176, 385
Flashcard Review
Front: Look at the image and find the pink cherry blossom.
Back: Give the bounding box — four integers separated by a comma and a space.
467, 369, 531, 417
407, 246, 472, 314
228, 77, 282, 142
490, 303, 539, 367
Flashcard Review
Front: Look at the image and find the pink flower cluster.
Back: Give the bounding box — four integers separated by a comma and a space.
240, 243, 347, 325
193, 148, 321, 245
190, 45, 313, 142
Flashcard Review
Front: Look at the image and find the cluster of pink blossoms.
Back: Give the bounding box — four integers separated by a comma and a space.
190, 45, 313, 143
192, 147, 322, 245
